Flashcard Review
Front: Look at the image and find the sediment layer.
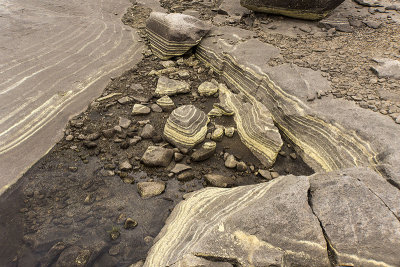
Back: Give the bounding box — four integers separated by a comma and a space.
196, 26, 400, 182
218, 84, 283, 167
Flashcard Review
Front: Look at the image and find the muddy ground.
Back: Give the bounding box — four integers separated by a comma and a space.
1, 0, 399, 266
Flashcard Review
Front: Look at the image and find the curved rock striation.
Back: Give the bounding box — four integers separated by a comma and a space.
218, 83, 283, 167
144, 168, 400, 266
240, 0, 346, 20
0, 0, 144, 194
195, 26, 400, 186
164, 105, 209, 149
146, 12, 211, 60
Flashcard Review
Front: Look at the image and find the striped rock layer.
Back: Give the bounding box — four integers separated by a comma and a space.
144, 168, 400, 266
218, 84, 283, 167
146, 12, 211, 60
240, 0, 345, 20
195, 26, 400, 185
164, 105, 209, 149
0, 0, 144, 194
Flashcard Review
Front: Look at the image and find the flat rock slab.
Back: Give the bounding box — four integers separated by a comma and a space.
144, 168, 400, 266
240, 0, 346, 20
144, 175, 330, 266
0, 0, 144, 194
371, 58, 400, 80
309, 169, 400, 266
196, 25, 400, 185
137, 181, 166, 199
146, 12, 210, 60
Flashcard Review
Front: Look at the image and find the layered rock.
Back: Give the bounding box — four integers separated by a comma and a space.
196, 26, 400, 186
155, 76, 190, 97
240, 0, 346, 20
144, 168, 400, 266
156, 95, 176, 111
144, 175, 330, 266
146, 12, 211, 60
164, 105, 209, 149
218, 83, 283, 167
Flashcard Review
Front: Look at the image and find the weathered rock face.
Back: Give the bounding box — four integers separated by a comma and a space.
156, 95, 176, 111
144, 175, 330, 266
196, 26, 400, 186
218, 83, 283, 168
155, 76, 190, 97
240, 0, 345, 20
308, 168, 400, 266
146, 12, 211, 60
164, 105, 209, 149
144, 168, 400, 266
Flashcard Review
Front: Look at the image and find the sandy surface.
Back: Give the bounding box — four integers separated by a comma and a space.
0, 0, 144, 194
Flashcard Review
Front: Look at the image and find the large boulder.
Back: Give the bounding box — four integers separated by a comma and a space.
240, 0, 346, 20
164, 105, 209, 150
144, 168, 400, 266
146, 12, 211, 60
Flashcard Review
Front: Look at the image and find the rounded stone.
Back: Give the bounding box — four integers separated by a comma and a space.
164, 105, 209, 149
156, 95, 176, 111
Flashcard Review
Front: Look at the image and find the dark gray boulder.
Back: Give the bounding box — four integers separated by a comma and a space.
240, 0, 346, 20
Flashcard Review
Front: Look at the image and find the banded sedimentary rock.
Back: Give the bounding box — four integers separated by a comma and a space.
144, 175, 331, 266
218, 83, 283, 167
155, 76, 190, 96
197, 80, 219, 96
164, 105, 209, 149
156, 95, 176, 111
240, 0, 345, 20
196, 26, 400, 186
146, 12, 211, 60
144, 168, 400, 266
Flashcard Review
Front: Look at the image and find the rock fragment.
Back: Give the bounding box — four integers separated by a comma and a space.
240, 0, 345, 20
371, 58, 400, 80
204, 174, 235, 188
137, 181, 166, 199
191, 141, 216, 162
155, 76, 190, 96
132, 104, 151, 115
146, 12, 211, 60
198, 81, 219, 96
164, 105, 209, 149
140, 124, 156, 139
141, 146, 174, 167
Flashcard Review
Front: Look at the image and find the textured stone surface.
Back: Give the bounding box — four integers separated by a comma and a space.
240, 0, 346, 20
191, 141, 216, 162
204, 173, 235, 188
309, 169, 400, 266
218, 83, 283, 167
144, 168, 400, 266
164, 105, 209, 149
196, 26, 400, 186
137, 181, 166, 199
141, 146, 174, 167
156, 95, 176, 111
132, 104, 151, 115
198, 81, 219, 96
155, 76, 190, 96
146, 12, 211, 60
371, 58, 400, 80
144, 175, 330, 266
